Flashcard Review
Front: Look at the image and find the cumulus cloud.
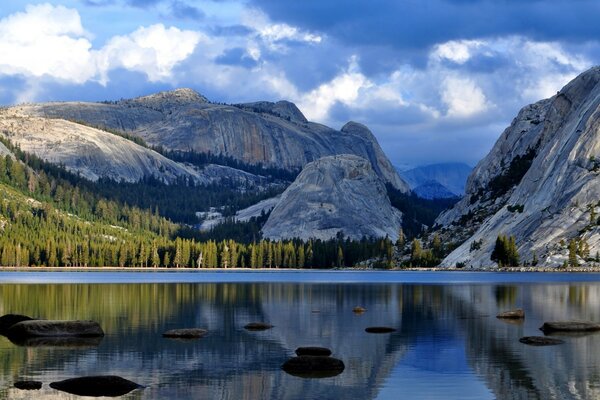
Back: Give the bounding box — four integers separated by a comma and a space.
96, 24, 202, 83
0, 4, 201, 87
0, 4, 95, 83
441, 75, 489, 117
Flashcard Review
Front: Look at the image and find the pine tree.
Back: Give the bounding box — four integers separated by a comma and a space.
396, 228, 405, 248
568, 239, 579, 267
411, 239, 422, 265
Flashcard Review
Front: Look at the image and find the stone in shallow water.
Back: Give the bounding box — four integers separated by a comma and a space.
496, 309, 525, 319
365, 326, 396, 333
0, 314, 35, 335
282, 356, 345, 378
8, 335, 103, 348
50, 376, 142, 397
14, 380, 42, 390
6, 320, 104, 339
539, 321, 600, 333
244, 322, 273, 331
352, 306, 366, 314
295, 347, 332, 356
519, 336, 564, 346
163, 328, 208, 339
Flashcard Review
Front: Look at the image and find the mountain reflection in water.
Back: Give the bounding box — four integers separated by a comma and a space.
0, 276, 599, 399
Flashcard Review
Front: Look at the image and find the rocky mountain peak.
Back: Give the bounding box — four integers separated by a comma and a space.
261, 154, 403, 241
340, 121, 376, 141
235, 100, 308, 123
121, 88, 208, 112
436, 65, 600, 268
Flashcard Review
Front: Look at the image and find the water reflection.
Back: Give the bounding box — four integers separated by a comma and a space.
0, 280, 598, 399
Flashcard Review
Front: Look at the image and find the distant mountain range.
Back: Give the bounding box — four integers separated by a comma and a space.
397, 163, 472, 199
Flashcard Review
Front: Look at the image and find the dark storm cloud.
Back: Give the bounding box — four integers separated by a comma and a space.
215, 48, 258, 68
246, 0, 600, 50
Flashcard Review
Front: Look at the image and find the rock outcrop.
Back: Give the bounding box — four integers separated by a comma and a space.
261, 155, 403, 241
436, 66, 600, 267
17, 90, 408, 191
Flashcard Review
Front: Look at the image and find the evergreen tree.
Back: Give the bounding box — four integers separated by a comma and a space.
568, 239, 579, 267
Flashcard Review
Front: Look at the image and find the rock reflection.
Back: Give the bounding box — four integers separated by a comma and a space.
0, 281, 599, 399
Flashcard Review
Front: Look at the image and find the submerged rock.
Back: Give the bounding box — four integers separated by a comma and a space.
6, 320, 104, 339
295, 347, 332, 357
8, 335, 103, 348
14, 381, 42, 390
352, 306, 366, 314
519, 336, 564, 346
163, 328, 207, 339
49, 376, 142, 397
497, 309, 525, 319
0, 314, 35, 335
282, 356, 345, 378
539, 321, 600, 333
365, 327, 396, 333
244, 322, 273, 331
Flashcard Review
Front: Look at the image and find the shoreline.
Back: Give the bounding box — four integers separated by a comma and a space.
1, 266, 600, 273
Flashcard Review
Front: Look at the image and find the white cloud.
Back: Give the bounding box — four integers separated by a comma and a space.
0, 4, 95, 83
297, 57, 371, 121
441, 75, 489, 117
96, 24, 202, 83
0, 4, 201, 86
432, 40, 483, 64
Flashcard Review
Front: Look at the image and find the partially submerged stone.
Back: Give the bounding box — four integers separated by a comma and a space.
162, 328, 207, 339
244, 322, 273, 331
519, 336, 564, 346
295, 347, 332, 357
50, 376, 142, 397
365, 326, 396, 333
14, 381, 42, 390
282, 356, 345, 378
496, 309, 525, 319
6, 320, 104, 339
539, 321, 600, 333
0, 314, 35, 335
8, 335, 103, 348
352, 306, 366, 314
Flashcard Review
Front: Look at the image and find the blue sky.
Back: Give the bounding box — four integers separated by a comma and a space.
1, 0, 599, 166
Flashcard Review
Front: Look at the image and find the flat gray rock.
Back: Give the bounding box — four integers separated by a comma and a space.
162, 328, 207, 338
519, 336, 564, 346
6, 320, 104, 339
50, 376, 142, 397
540, 321, 600, 333
497, 309, 525, 319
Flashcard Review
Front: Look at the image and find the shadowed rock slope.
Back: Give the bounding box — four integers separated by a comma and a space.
436, 66, 600, 267
262, 154, 403, 241
17, 89, 408, 191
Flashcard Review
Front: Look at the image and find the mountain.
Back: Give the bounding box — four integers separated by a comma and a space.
262, 155, 403, 241
399, 163, 472, 196
18, 89, 408, 192
436, 66, 600, 268
412, 180, 459, 200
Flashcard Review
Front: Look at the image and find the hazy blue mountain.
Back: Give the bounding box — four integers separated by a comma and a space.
412, 180, 459, 200
399, 163, 472, 196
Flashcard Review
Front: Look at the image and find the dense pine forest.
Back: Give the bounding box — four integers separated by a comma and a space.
0, 138, 394, 268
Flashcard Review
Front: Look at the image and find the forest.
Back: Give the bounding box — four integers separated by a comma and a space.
0, 139, 394, 268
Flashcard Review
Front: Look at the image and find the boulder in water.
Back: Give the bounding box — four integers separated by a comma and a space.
0, 314, 35, 335
14, 381, 42, 390
244, 322, 273, 331
6, 320, 104, 339
49, 376, 142, 397
163, 328, 207, 339
496, 309, 525, 319
519, 336, 564, 346
282, 356, 345, 378
295, 347, 332, 356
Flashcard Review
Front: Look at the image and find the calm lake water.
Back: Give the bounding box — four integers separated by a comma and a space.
1, 271, 600, 399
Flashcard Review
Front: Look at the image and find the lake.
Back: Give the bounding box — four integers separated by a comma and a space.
1, 270, 600, 399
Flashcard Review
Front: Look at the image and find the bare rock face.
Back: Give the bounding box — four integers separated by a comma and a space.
436, 66, 600, 267
17, 89, 408, 191
261, 155, 403, 241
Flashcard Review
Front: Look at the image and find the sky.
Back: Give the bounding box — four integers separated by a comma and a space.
1, 1, 599, 167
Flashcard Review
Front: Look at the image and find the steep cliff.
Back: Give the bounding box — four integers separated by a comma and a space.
436, 66, 600, 267
18, 89, 408, 191
261, 154, 403, 241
